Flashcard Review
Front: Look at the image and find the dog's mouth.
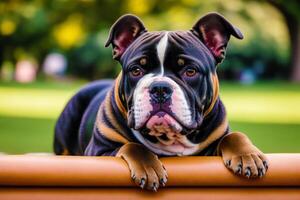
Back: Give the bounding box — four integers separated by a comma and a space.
134, 109, 199, 131
129, 106, 204, 155
131, 111, 201, 155
145, 111, 183, 141
134, 110, 201, 143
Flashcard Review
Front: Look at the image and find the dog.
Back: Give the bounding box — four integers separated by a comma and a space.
54, 12, 268, 191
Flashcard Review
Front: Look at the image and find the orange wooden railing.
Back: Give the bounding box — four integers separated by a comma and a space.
0, 154, 299, 199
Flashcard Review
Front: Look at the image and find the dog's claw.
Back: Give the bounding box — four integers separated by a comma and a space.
152, 183, 158, 192
139, 178, 146, 189
263, 161, 268, 170
159, 178, 163, 185
132, 174, 136, 180
225, 160, 231, 167
244, 167, 251, 178
258, 168, 264, 178
160, 178, 166, 187
235, 164, 242, 175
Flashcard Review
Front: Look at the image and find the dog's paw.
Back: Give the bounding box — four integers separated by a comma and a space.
219, 132, 268, 178
224, 152, 268, 178
117, 143, 168, 191
129, 154, 167, 191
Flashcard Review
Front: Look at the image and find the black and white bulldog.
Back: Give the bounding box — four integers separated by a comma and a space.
54, 13, 268, 191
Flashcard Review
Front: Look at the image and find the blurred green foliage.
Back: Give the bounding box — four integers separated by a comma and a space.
0, 0, 294, 80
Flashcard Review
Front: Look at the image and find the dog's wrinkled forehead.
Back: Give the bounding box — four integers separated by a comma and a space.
166, 31, 216, 72
119, 31, 163, 65
120, 31, 216, 72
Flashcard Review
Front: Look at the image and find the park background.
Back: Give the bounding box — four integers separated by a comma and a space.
0, 0, 299, 154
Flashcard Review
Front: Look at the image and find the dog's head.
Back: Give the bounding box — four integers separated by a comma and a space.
105, 13, 243, 155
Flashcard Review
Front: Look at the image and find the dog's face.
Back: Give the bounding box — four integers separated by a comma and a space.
105, 13, 243, 155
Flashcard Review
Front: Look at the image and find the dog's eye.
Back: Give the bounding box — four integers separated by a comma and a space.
184, 68, 197, 77
130, 66, 144, 77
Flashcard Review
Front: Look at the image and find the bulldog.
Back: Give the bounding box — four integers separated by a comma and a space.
54, 12, 268, 191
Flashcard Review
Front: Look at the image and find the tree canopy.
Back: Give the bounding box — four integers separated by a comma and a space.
0, 0, 296, 81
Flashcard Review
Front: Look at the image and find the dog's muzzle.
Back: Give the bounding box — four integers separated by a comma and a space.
130, 76, 204, 155
132, 76, 198, 135
146, 81, 183, 140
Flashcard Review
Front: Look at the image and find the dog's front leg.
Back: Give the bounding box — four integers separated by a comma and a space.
117, 143, 168, 191
218, 132, 268, 178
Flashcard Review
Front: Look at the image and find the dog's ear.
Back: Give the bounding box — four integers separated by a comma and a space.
192, 12, 243, 63
105, 14, 146, 60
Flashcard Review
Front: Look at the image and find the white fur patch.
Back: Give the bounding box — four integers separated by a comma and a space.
133, 73, 155, 129
156, 32, 169, 76
169, 81, 192, 126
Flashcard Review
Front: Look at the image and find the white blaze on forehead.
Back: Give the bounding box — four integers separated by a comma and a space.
156, 32, 169, 76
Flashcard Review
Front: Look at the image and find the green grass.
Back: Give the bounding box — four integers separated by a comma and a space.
230, 121, 300, 153
220, 81, 300, 124
0, 116, 55, 153
0, 80, 299, 154
0, 80, 84, 119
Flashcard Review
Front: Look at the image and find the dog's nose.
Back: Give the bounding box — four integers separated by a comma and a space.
149, 81, 173, 103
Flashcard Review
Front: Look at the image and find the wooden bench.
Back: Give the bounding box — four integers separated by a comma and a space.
0, 154, 299, 199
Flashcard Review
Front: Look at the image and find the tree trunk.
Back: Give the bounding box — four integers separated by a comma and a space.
277, 13, 300, 82
267, 0, 300, 82
290, 21, 300, 82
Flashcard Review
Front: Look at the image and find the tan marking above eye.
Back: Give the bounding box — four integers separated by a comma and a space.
177, 58, 185, 66
140, 58, 147, 65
